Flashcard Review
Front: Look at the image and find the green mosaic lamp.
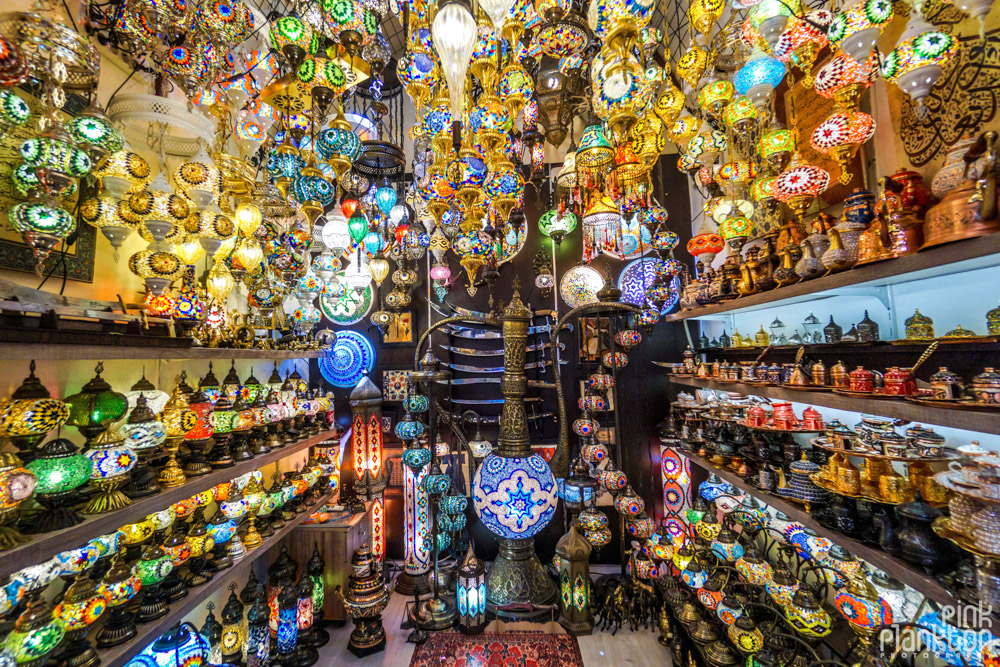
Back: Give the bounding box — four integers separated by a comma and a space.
64, 362, 128, 444
24, 437, 92, 532
1, 595, 65, 665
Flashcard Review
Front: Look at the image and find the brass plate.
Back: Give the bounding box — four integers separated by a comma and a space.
932, 516, 1000, 559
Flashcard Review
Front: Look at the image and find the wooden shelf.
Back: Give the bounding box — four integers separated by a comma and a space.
694, 340, 1000, 356
2, 429, 340, 582
100, 492, 333, 667
667, 376, 1000, 435
0, 342, 330, 361
672, 445, 964, 613
665, 234, 1000, 322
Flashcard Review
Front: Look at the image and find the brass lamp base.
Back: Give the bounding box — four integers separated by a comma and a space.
395, 570, 430, 597
486, 538, 558, 611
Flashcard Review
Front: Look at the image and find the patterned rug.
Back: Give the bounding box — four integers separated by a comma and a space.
409, 631, 584, 667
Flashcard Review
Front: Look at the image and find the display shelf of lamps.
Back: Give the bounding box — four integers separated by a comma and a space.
0, 428, 339, 581
0, 337, 333, 360
664, 233, 1000, 322
663, 375, 1000, 436
663, 443, 969, 617
98, 492, 331, 667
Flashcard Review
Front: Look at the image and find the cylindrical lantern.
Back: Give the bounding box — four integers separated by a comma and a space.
221, 583, 245, 665
349, 373, 385, 498
397, 462, 431, 595
456, 546, 487, 634
556, 525, 593, 635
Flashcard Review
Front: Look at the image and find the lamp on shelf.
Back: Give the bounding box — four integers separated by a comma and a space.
121, 395, 168, 499
0, 361, 69, 463
54, 572, 108, 667
95, 553, 141, 649
127, 622, 210, 667
220, 583, 245, 666
184, 510, 216, 587
206, 506, 237, 573
24, 438, 91, 532
1, 594, 65, 665
157, 385, 198, 489
133, 544, 175, 624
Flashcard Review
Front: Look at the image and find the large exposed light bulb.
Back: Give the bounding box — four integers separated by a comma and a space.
432, 0, 478, 121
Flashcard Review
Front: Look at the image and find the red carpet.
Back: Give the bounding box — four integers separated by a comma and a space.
409, 632, 584, 667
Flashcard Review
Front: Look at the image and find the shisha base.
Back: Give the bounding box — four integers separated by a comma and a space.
415, 595, 458, 630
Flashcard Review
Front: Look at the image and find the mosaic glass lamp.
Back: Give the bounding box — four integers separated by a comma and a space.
748, 0, 802, 49
183, 512, 215, 587
94, 148, 150, 199
55, 573, 108, 667
134, 544, 175, 624
538, 209, 578, 245
9, 199, 78, 269
269, 15, 318, 68
556, 525, 593, 635
833, 571, 893, 639
121, 395, 168, 499
828, 0, 894, 62
25, 438, 91, 532
783, 586, 833, 638
0, 361, 69, 461
734, 49, 786, 112
80, 195, 136, 261
126, 622, 209, 667
759, 126, 795, 172
1, 595, 65, 665
814, 52, 878, 111
157, 386, 198, 488
95, 554, 141, 648
881, 13, 958, 106
772, 152, 830, 221
810, 110, 875, 184
82, 427, 137, 515
0, 452, 35, 549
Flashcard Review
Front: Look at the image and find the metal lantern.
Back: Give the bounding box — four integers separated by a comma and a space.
349, 372, 385, 498
556, 525, 593, 635
456, 546, 487, 634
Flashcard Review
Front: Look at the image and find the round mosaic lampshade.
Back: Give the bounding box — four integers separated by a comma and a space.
317, 330, 375, 388
473, 453, 557, 540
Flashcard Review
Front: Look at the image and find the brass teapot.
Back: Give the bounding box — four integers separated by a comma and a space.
774, 248, 800, 286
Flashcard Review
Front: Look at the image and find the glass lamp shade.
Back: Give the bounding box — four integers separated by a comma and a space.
20, 126, 92, 183
174, 148, 221, 207
94, 149, 150, 197
128, 176, 190, 240
681, 562, 709, 589
833, 572, 893, 637
814, 52, 878, 111
433, 0, 478, 118
810, 110, 876, 183
1, 597, 65, 664
828, 0, 894, 62
613, 485, 645, 515
26, 438, 91, 495
734, 49, 785, 107
9, 200, 77, 262
696, 79, 735, 116
126, 374, 171, 415
0, 395, 69, 444
0, 90, 29, 130
296, 55, 347, 100
538, 210, 578, 241
269, 15, 319, 64
783, 587, 833, 637
129, 622, 209, 667
65, 365, 128, 438
184, 395, 214, 442
206, 265, 236, 302
749, 0, 802, 48
773, 153, 830, 209
159, 400, 198, 438
472, 453, 558, 539
719, 215, 754, 242
99, 555, 141, 607
881, 15, 958, 103
735, 549, 774, 586
56, 575, 108, 631
728, 615, 765, 654
136, 545, 175, 587
84, 429, 137, 482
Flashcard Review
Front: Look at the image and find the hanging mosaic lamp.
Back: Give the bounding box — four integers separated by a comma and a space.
696, 78, 735, 119
316, 107, 362, 178
748, 0, 803, 50
759, 126, 796, 171
814, 52, 878, 111
686, 122, 727, 167
67, 105, 123, 164
809, 110, 875, 184
772, 152, 830, 221
9, 200, 77, 271
687, 224, 725, 269
772, 10, 833, 86
94, 148, 151, 199
483, 159, 524, 226
174, 145, 221, 210
881, 12, 958, 107
734, 47, 786, 110
290, 153, 335, 225
538, 209, 578, 245
269, 14, 319, 68
689, 0, 725, 37
827, 0, 894, 63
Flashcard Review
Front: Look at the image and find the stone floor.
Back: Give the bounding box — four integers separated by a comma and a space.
315, 589, 671, 666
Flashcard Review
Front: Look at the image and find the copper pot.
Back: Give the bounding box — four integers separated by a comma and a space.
922, 180, 1000, 249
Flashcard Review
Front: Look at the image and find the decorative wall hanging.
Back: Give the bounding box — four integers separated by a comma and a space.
318, 331, 376, 388
319, 285, 374, 325
381, 370, 411, 402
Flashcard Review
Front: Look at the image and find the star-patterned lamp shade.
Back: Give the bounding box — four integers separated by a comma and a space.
748, 0, 802, 48
735, 549, 774, 586
127, 622, 209, 667
473, 453, 557, 540
686, 125, 727, 166
833, 572, 893, 638
696, 79, 735, 117
268, 15, 318, 67
0, 90, 29, 130
722, 96, 758, 132
814, 52, 878, 110
881, 15, 959, 104
1, 597, 65, 664
827, 0, 894, 63
773, 153, 830, 218
9, 200, 77, 266
759, 127, 796, 172
772, 9, 833, 85
809, 110, 875, 184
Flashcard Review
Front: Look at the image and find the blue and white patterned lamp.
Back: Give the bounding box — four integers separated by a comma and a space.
473, 454, 557, 539
318, 331, 375, 388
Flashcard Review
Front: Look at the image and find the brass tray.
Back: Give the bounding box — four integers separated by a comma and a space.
832, 389, 909, 400
932, 516, 1000, 559
905, 396, 1000, 411
780, 384, 835, 392
810, 472, 913, 505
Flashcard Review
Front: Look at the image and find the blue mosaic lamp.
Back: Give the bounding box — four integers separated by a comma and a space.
734, 48, 786, 110
124, 622, 208, 667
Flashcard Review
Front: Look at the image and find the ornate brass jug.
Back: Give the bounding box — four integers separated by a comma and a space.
749, 243, 776, 292
774, 248, 800, 286
795, 239, 824, 280
923, 131, 1000, 248
737, 261, 757, 296
821, 228, 852, 273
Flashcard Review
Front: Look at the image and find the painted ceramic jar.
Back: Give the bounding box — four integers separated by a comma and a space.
884, 367, 917, 396
842, 189, 876, 227
931, 135, 980, 198
973, 368, 1000, 404
930, 367, 964, 399
848, 366, 875, 392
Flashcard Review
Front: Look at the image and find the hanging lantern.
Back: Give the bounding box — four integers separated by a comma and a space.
881, 13, 958, 107
772, 152, 830, 221
538, 209, 578, 245
809, 110, 876, 184
772, 10, 833, 86
748, 0, 803, 50
828, 0, 894, 63
759, 126, 796, 172
432, 0, 478, 127
733, 48, 786, 110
